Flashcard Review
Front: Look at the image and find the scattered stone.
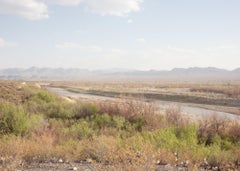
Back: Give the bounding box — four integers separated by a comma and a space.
86, 158, 93, 164
235, 160, 240, 167
0, 157, 5, 163
136, 151, 141, 158
156, 163, 188, 171
199, 158, 209, 169
181, 160, 189, 167
58, 158, 63, 163
68, 166, 78, 170
127, 157, 132, 164
156, 160, 168, 165
46, 157, 59, 163
72, 167, 78, 171
174, 152, 178, 161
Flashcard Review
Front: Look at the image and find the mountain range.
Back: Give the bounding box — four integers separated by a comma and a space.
0, 67, 239, 81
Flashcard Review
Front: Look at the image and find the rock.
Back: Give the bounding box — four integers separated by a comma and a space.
49, 157, 58, 163
136, 151, 141, 158
127, 157, 132, 164
0, 157, 5, 163
180, 160, 189, 167
156, 160, 168, 165
70, 167, 78, 171
58, 158, 63, 163
235, 160, 240, 167
156, 164, 189, 171
86, 158, 92, 164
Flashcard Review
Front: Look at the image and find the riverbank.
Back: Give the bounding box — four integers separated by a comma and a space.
46, 86, 240, 122
68, 87, 240, 107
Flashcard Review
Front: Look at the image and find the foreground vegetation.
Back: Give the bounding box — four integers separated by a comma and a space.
0, 81, 240, 170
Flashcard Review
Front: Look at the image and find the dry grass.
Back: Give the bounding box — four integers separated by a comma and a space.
1, 81, 240, 170
1, 115, 240, 170
190, 84, 240, 97
94, 97, 156, 121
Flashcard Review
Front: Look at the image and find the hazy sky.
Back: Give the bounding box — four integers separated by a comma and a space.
0, 0, 240, 70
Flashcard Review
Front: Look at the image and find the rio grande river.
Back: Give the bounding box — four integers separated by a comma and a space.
47, 87, 240, 122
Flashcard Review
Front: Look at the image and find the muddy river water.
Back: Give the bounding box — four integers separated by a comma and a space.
47, 87, 240, 122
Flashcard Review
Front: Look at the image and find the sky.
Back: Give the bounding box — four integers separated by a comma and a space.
0, 0, 240, 70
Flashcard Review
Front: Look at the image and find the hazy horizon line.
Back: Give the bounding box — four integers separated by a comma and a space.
0, 66, 239, 72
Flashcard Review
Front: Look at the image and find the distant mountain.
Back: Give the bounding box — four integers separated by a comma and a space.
171, 67, 228, 74
233, 68, 240, 73
104, 67, 240, 80
0, 67, 239, 81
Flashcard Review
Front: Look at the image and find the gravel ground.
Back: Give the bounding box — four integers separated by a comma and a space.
16, 163, 188, 171
13, 161, 220, 171
21, 162, 97, 171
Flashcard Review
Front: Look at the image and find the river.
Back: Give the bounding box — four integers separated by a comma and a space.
47, 87, 240, 122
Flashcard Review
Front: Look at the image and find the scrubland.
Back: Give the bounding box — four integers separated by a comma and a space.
0, 81, 240, 170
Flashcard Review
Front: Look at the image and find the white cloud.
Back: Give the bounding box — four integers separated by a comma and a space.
48, 0, 143, 16
0, 37, 17, 48
0, 0, 48, 20
127, 19, 133, 23
55, 42, 102, 52
111, 48, 126, 54
136, 38, 145, 43
47, 0, 83, 6
83, 0, 143, 16
55, 42, 80, 49
0, 0, 143, 20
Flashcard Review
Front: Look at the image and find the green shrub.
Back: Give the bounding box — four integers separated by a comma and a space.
65, 120, 94, 139
112, 115, 126, 129
60, 139, 78, 149
90, 113, 111, 130
24, 89, 58, 114
26, 89, 55, 104
131, 116, 145, 131
24, 91, 53, 114
46, 101, 74, 119
0, 102, 30, 136
73, 103, 98, 119
24, 99, 49, 114
48, 118, 66, 132
29, 114, 48, 133
36, 91, 55, 103
153, 128, 180, 150
221, 139, 232, 150
211, 135, 222, 146
24, 88, 74, 119
175, 124, 198, 145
